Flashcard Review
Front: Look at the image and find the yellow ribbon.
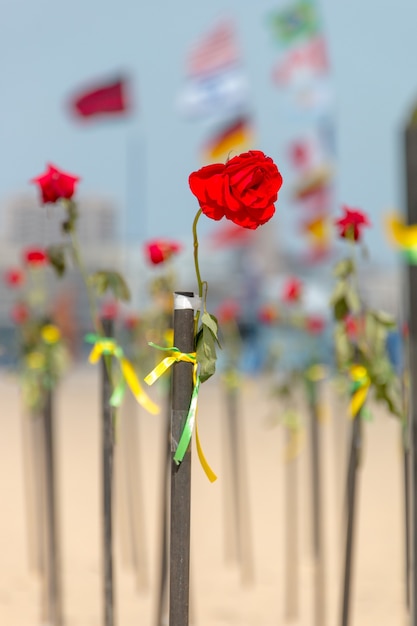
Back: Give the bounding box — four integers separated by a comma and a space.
349, 364, 370, 418
386, 213, 417, 248
281, 411, 305, 462
145, 344, 217, 482
87, 335, 160, 415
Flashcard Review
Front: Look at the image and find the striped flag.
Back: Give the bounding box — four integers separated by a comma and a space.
177, 20, 249, 119
186, 20, 240, 76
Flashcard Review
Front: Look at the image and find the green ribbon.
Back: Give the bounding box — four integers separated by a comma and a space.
173, 376, 201, 465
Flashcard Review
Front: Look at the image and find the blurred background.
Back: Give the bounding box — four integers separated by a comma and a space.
1, 0, 415, 324
0, 2, 414, 625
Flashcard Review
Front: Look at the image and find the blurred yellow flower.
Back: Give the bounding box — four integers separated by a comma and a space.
41, 324, 61, 344
26, 351, 45, 369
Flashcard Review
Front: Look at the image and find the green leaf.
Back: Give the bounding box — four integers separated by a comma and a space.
62, 200, 79, 234
333, 257, 355, 279
370, 310, 397, 329
46, 244, 67, 277
333, 322, 354, 367
345, 284, 361, 314
196, 324, 218, 383
329, 281, 349, 320
88, 270, 131, 301
201, 312, 221, 346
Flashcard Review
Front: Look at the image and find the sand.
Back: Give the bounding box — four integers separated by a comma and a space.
0, 364, 410, 625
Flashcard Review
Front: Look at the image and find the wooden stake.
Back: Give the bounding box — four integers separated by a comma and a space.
226, 385, 255, 585
169, 292, 195, 626
284, 428, 299, 620
101, 317, 116, 626
307, 380, 326, 626
42, 389, 63, 626
155, 391, 171, 626
405, 119, 417, 623
340, 413, 362, 626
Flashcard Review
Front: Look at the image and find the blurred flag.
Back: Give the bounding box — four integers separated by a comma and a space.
272, 35, 328, 86
177, 20, 249, 119
301, 214, 333, 262
293, 165, 333, 204
202, 115, 254, 163
69, 76, 131, 119
268, 0, 320, 48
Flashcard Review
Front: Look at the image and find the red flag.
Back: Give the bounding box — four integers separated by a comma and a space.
70, 76, 131, 119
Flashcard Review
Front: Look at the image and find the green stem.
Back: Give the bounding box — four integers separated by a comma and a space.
69, 230, 104, 337
192, 209, 203, 298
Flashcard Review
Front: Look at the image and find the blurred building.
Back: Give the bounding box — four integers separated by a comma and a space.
0, 193, 123, 329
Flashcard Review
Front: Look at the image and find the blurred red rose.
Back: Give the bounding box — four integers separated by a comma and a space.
4, 268, 24, 288
282, 277, 302, 303
23, 248, 48, 267
216, 299, 240, 324
144, 239, 182, 265
189, 150, 283, 230
11, 302, 30, 325
335, 206, 370, 242
124, 313, 140, 331
100, 300, 119, 320
258, 305, 278, 324
344, 314, 365, 340
305, 315, 325, 334
31, 163, 80, 204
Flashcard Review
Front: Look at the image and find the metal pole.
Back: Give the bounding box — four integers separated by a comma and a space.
101, 317, 116, 626
169, 292, 195, 626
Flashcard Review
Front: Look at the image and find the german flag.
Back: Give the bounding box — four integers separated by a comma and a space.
203, 115, 254, 163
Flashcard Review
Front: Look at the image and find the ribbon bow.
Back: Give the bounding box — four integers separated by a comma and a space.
145, 343, 217, 482
349, 364, 370, 418
86, 334, 160, 415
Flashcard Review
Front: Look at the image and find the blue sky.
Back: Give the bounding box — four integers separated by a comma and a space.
1, 0, 417, 266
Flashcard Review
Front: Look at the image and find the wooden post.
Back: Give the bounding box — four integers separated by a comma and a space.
155, 391, 171, 626
169, 292, 195, 626
307, 380, 326, 626
284, 427, 299, 621
405, 119, 417, 624
101, 317, 116, 626
225, 384, 254, 585
340, 412, 362, 626
43, 389, 63, 626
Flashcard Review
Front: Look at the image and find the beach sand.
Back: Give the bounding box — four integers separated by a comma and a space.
0, 364, 410, 625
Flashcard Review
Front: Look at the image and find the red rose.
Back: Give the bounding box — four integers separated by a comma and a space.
282, 277, 302, 303
258, 305, 278, 324
216, 299, 240, 323
100, 300, 119, 320
305, 315, 325, 334
189, 150, 283, 230
144, 239, 182, 265
124, 314, 140, 330
335, 206, 370, 242
23, 247, 48, 267
11, 302, 30, 325
4, 268, 25, 288
31, 163, 80, 204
